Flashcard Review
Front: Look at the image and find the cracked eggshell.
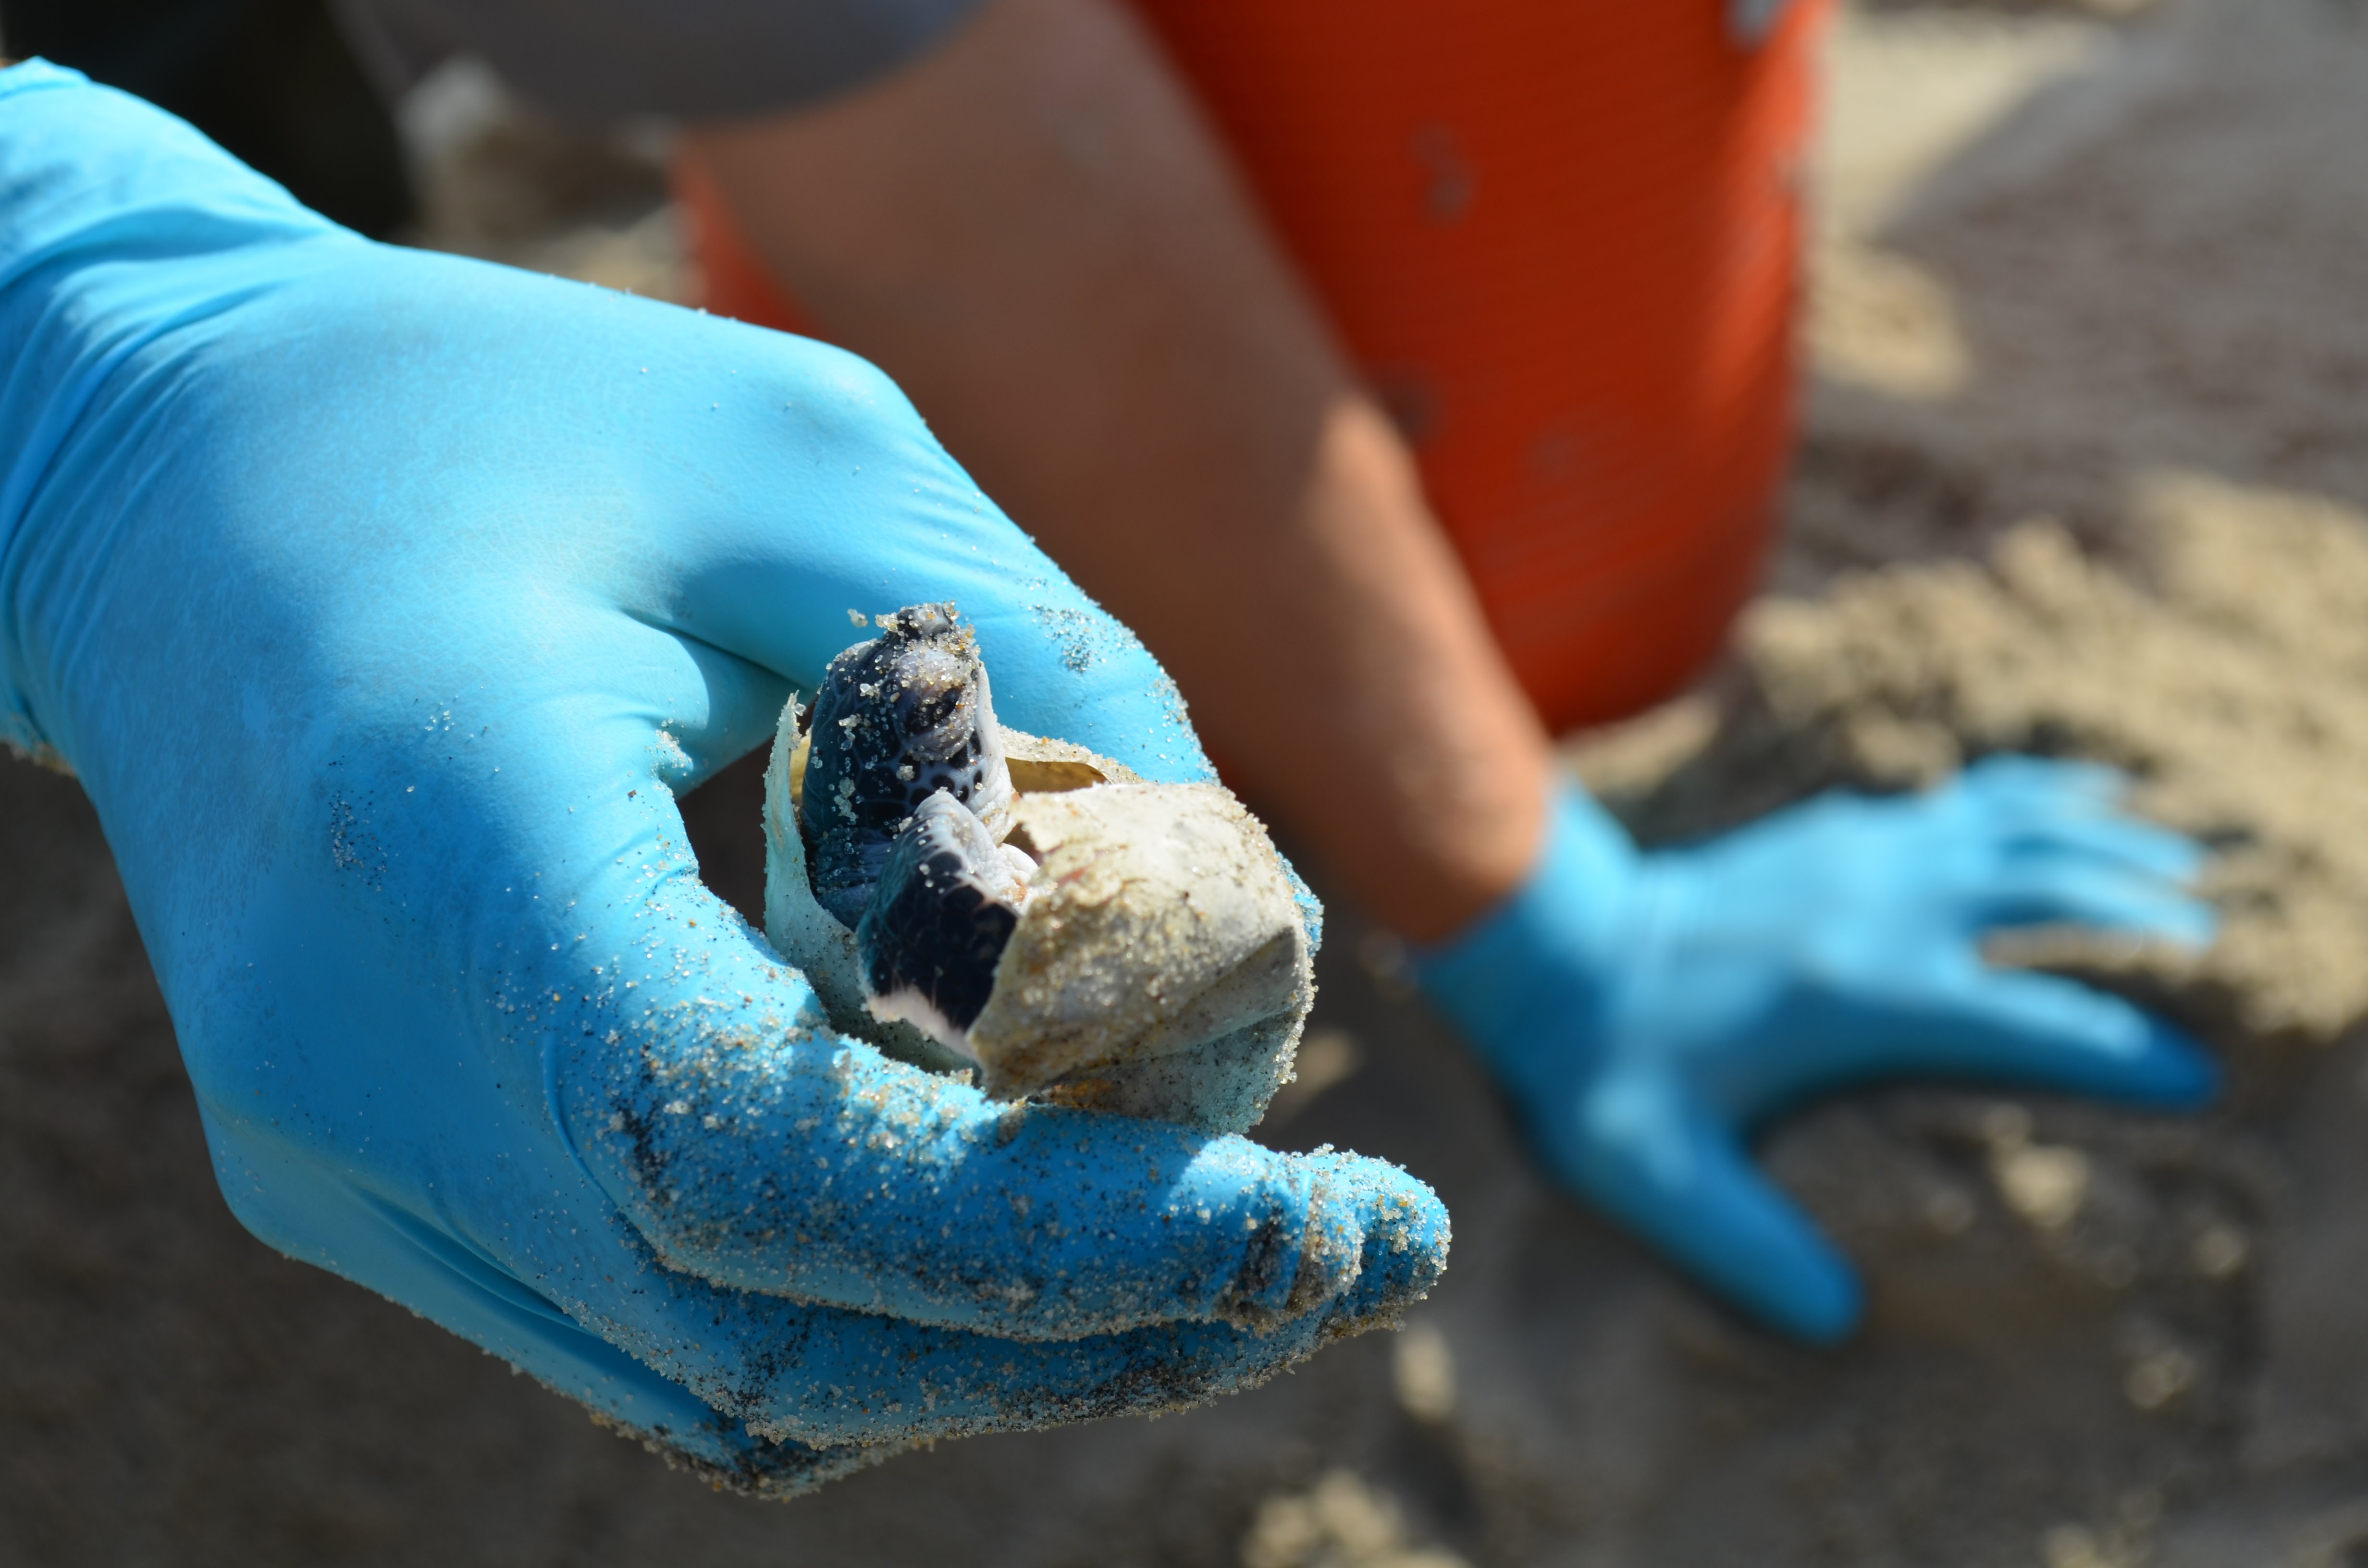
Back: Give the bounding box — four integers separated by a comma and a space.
764, 695, 1309, 1132
970, 782, 1311, 1133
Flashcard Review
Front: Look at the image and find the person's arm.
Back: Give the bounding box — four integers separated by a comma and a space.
682, 0, 1548, 942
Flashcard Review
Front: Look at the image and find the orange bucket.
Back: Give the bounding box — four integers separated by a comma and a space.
678, 0, 1826, 733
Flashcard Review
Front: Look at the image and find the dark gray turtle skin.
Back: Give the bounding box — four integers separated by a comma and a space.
800, 603, 1015, 929
854, 791, 1027, 1046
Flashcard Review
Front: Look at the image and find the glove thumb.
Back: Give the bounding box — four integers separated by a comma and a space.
1549, 1072, 1864, 1344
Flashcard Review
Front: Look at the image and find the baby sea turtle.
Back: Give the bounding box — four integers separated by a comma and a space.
767, 604, 1313, 1133
797, 604, 1037, 1046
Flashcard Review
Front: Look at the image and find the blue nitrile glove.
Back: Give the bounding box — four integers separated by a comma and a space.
1416, 762, 2216, 1342
0, 63, 1447, 1494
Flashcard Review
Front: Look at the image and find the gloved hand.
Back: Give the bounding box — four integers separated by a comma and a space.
1416, 761, 2216, 1341
0, 62, 1446, 1493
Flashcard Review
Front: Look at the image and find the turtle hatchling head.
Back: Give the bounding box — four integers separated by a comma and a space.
802, 603, 1016, 925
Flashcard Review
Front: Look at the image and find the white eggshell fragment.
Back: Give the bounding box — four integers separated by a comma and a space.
970, 783, 1310, 1127
761, 695, 1311, 1133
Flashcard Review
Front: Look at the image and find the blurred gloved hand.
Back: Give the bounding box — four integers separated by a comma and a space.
0, 62, 1445, 1493
1417, 760, 2216, 1342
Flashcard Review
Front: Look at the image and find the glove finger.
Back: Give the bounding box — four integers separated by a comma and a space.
1537, 1074, 1863, 1344
1294, 1146, 1455, 1328
1991, 810, 2207, 885
726, 1289, 1364, 1449
1912, 971, 2221, 1105
1970, 862, 2219, 948
573, 993, 1443, 1341
492, 1196, 1395, 1451
1953, 754, 2125, 806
